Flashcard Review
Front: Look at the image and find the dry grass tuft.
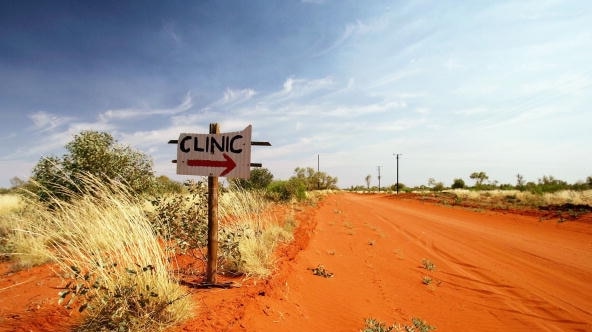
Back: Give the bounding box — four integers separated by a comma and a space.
0, 194, 23, 215
541, 190, 592, 206
219, 186, 293, 277
1, 193, 48, 267
8, 175, 191, 331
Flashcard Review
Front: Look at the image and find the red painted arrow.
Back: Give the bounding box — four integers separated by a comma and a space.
187, 153, 236, 176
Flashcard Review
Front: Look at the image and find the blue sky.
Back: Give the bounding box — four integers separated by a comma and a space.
1, 0, 591, 189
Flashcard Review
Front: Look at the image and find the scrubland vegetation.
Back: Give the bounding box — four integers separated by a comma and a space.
351, 171, 592, 211
0, 130, 336, 331
0, 174, 305, 330
448, 188, 592, 207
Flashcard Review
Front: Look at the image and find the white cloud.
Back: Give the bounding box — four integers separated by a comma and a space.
454, 107, 489, 116
445, 57, 466, 71
520, 73, 592, 97
374, 118, 426, 132
366, 68, 424, 90
28, 111, 73, 132
162, 21, 182, 45
99, 92, 193, 122
222, 88, 256, 104
315, 18, 387, 56
454, 84, 499, 97
283, 77, 296, 93
119, 128, 183, 150
414, 107, 429, 115
484, 105, 568, 129
324, 101, 407, 117
255, 76, 335, 106
16, 120, 116, 159
479, 0, 566, 22
283, 76, 334, 94
169, 111, 209, 128
347, 77, 355, 89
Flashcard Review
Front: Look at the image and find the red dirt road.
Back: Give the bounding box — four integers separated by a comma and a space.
2, 192, 591, 331
243, 193, 592, 331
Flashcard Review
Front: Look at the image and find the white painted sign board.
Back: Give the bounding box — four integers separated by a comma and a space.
176, 125, 252, 178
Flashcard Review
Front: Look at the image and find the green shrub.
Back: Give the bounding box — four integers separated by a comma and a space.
451, 178, 465, 189
153, 175, 184, 194
390, 183, 406, 192
229, 168, 274, 190
30, 130, 155, 201
292, 167, 338, 190
266, 179, 306, 201
148, 180, 209, 253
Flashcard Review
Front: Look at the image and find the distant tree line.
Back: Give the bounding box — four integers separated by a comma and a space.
452, 172, 592, 193
349, 171, 592, 194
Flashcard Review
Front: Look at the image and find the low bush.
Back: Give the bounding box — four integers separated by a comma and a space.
410, 317, 436, 332
149, 180, 209, 253
362, 318, 396, 332
362, 317, 436, 332
421, 259, 436, 271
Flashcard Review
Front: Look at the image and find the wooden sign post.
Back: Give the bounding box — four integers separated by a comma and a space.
206, 123, 220, 283
170, 123, 269, 285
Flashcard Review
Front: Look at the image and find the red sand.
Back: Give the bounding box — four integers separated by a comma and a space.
2, 192, 591, 331
0, 263, 80, 332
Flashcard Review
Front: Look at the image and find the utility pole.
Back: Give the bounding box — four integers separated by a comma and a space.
377, 165, 382, 192
393, 153, 402, 194
317, 154, 320, 189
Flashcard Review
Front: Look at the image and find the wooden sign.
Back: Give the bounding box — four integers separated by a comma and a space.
176, 125, 252, 178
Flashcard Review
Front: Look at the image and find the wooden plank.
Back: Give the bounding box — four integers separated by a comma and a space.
251, 141, 271, 146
